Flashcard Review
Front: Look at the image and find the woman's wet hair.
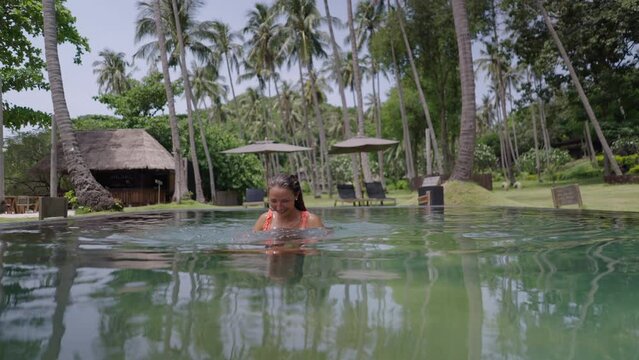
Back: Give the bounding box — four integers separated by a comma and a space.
268, 173, 307, 211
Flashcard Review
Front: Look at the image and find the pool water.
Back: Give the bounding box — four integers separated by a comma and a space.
1, 207, 639, 359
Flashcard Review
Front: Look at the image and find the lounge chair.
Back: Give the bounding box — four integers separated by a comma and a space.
334, 184, 366, 206
243, 188, 266, 208
364, 181, 397, 206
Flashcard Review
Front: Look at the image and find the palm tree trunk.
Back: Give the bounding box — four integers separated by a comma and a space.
42, 0, 114, 211
450, 0, 477, 181
171, 0, 204, 202
537, 0, 622, 175
307, 64, 333, 196
0, 77, 4, 205
371, 64, 386, 187
347, 0, 373, 183
391, 42, 415, 181
191, 97, 216, 203
50, 117, 58, 197
584, 121, 597, 165
224, 53, 241, 134
530, 103, 542, 181
153, 0, 183, 202
395, 0, 443, 174
297, 62, 320, 197
324, 0, 362, 198
374, 65, 386, 187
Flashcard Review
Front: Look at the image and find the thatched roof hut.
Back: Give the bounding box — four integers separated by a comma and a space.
37, 129, 174, 171
35, 129, 176, 205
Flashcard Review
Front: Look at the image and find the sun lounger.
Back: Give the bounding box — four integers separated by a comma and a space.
243, 188, 266, 208
334, 184, 366, 206
364, 181, 396, 206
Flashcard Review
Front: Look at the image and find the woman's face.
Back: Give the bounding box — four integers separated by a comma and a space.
268, 186, 297, 214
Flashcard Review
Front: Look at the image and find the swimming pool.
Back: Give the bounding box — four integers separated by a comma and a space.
1, 207, 638, 359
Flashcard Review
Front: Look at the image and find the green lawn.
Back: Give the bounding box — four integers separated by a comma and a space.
2, 179, 637, 225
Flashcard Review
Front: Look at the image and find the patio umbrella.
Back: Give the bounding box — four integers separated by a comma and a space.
328, 136, 399, 155
222, 140, 312, 185
328, 136, 399, 197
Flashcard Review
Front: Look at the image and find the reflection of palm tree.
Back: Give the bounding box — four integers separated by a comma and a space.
92, 49, 131, 95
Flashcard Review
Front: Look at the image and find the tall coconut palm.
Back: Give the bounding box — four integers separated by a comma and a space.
0, 77, 4, 205
536, 0, 621, 175
393, 0, 443, 174
356, 0, 387, 186
347, 0, 374, 183
134, 0, 210, 66
390, 40, 416, 181
243, 3, 283, 87
170, 0, 204, 202
278, 0, 330, 196
323, 0, 362, 197
199, 20, 243, 119
92, 49, 131, 95
190, 62, 228, 117
148, 0, 184, 201
41, 0, 114, 210
450, 0, 477, 181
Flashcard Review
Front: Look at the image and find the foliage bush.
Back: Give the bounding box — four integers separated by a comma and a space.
386, 179, 409, 191
473, 143, 498, 172
596, 154, 639, 173
611, 137, 639, 156
516, 148, 572, 174
628, 165, 639, 175
64, 190, 78, 209
556, 160, 603, 180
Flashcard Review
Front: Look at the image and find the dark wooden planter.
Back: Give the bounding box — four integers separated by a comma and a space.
604, 175, 639, 184
214, 190, 240, 206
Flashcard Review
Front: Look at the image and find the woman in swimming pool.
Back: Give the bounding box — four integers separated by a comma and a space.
254, 174, 324, 231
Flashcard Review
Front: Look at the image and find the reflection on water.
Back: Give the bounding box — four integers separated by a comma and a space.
1, 207, 639, 359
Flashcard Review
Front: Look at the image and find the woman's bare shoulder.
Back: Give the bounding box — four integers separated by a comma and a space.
306, 212, 324, 228
253, 211, 270, 231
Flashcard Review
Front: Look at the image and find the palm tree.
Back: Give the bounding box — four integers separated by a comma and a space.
347, 0, 374, 183
450, 0, 477, 181
390, 40, 416, 181
92, 49, 131, 95
356, 0, 387, 186
537, 0, 622, 175
170, 0, 204, 202
134, 0, 210, 66
199, 20, 243, 119
393, 0, 443, 174
0, 77, 5, 205
41, 0, 114, 210
148, 0, 184, 201
278, 0, 329, 196
190, 63, 224, 201
323, 0, 362, 197
190, 62, 228, 118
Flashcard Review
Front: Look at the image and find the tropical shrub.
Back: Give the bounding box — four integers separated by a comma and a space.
556, 160, 603, 180
516, 148, 572, 174
611, 137, 639, 156
473, 143, 498, 173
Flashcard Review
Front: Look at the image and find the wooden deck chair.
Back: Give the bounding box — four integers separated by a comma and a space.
16, 196, 31, 214
334, 184, 366, 206
364, 181, 397, 206
243, 188, 266, 208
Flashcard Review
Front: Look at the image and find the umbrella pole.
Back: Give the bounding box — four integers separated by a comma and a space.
264, 154, 271, 188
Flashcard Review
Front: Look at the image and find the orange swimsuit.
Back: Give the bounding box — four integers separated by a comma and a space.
262, 209, 309, 231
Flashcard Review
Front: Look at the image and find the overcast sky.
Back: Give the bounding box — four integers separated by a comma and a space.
5, 0, 487, 131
